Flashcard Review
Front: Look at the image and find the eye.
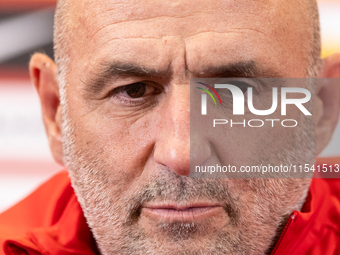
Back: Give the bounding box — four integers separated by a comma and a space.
227, 79, 263, 98
124, 83, 147, 98
228, 81, 251, 93
111, 82, 161, 99
108, 82, 163, 107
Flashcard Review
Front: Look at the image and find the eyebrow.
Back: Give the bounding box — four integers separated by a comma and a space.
82, 62, 172, 94
195, 61, 283, 78
82, 60, 283, 94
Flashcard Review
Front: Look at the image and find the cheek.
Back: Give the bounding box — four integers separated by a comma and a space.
69, 105, 160, 182
205, 118, 288, 166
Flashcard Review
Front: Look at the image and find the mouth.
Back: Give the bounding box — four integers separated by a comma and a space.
142, 202, 224, 221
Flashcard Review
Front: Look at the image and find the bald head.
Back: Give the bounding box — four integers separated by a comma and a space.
53, 0, 321, 91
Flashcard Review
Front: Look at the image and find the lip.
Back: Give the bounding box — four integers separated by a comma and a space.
142, 202, 224, 221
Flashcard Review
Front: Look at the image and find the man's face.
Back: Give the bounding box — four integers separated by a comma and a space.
61, 0, 316, 254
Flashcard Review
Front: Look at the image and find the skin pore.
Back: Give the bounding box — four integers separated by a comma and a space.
29, 0, 340, 254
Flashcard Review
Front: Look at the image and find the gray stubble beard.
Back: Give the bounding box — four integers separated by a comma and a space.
61, 99, 315, 255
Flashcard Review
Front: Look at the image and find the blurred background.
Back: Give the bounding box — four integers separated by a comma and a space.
0, 0, 339, 213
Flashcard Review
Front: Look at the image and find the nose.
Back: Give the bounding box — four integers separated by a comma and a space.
153, 84, 211, 176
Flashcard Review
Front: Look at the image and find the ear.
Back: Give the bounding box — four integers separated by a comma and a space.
315, 53, 340, 155
29, 53, 64, 166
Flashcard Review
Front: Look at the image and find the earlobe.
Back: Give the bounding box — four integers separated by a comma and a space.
314, 53, 340, 155
29, 53, 65, 166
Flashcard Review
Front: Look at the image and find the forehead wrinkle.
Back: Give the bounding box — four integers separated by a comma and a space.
83, 8, 274, 47
63, 0, 311, 51
80, 0, 274, 23
68, 1, 292, 55
96, 27, 271, 52
96, 28, 269, 43
62, 0, 316, 83
89, 14, 202, 42
84, 2, 262, 26
184, 28, 269, 41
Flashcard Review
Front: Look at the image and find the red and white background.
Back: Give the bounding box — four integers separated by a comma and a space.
0, 0, 340, 213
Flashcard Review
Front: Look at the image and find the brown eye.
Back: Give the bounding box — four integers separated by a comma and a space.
125, 83, 146, 98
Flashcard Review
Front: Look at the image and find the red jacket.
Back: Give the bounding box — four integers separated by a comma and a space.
0, 161, 339, 255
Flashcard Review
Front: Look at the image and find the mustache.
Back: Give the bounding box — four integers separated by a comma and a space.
125, 170, 240, 224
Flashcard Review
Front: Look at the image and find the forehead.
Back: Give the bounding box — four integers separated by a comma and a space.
66, 0, 312, 77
